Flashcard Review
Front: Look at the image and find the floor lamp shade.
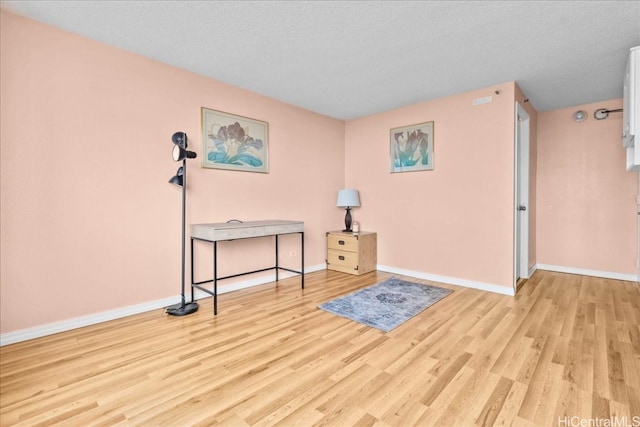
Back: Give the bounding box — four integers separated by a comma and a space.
172, 131, 187, 147
172, 145, 197, 161
168, 166, 184, 187
336, 189, 360, 232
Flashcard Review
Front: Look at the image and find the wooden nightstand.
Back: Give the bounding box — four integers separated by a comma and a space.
326, 231, 377, 275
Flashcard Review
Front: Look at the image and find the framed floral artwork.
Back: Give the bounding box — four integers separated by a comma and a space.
201, 107, 269, 173
390, 121, 434, 173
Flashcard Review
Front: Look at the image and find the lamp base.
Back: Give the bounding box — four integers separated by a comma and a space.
166, 302, 199, 316
343, 207, 353, 233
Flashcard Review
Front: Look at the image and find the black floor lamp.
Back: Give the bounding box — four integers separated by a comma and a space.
166, 131, 199, 316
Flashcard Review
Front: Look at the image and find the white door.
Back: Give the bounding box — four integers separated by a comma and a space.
515, 102, 530, 289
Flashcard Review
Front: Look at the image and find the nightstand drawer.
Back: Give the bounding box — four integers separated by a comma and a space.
327, 234, 358, 252
327, 249, 358, 268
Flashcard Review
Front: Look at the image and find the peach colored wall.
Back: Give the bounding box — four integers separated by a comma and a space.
345, 83, 518, 289
537, 100, 637, 274
0, 11, 345, 333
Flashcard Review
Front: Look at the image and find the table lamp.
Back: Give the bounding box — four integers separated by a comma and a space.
336, 189, 360, 232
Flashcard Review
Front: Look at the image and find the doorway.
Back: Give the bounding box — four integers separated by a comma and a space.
515, 102, 530, 291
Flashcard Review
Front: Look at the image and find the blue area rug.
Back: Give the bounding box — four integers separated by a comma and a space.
318, 277, 453, 332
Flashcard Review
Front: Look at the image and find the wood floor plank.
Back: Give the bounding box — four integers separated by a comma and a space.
1, 270, 639, 426
517, 334, 558, 421
363, 357, 436, 419
475, 375, 513, 427
432, 368, 499, 426
491, 380, 530, 427
551, 380, 593, 424
594, 324, 612, 400
420, 352, 473, 407
358, 353, 436, 418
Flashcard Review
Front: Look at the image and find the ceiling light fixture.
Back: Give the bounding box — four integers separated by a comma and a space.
572, 110, 587, 122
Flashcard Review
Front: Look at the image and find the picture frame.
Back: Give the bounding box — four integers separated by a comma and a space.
201, 107, 269, 173
390, 121, 434, 173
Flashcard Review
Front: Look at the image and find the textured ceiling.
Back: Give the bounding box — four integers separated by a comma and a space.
2, 0, 639, 120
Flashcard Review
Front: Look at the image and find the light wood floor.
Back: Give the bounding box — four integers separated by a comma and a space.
1, 269, 639, 426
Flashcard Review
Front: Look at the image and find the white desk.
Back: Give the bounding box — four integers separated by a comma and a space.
190, 220, 304, 315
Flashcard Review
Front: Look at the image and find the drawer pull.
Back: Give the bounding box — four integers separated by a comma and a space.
339, 255, 345, 260
338, 240, 345, 245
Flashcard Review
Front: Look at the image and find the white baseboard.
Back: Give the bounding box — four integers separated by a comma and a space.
6, 261, 633, 346
0, 297, 179, 347
0, 264, 325, 347
536, 263, 638, 282
376, 265, 516, 296
15, 261, 633, 347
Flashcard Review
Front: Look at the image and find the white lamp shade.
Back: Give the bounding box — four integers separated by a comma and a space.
336, 189, 360, 207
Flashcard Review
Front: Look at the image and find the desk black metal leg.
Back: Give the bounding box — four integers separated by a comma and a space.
190, 238, 195, 303
275, 235, 279, 282
301, 232, 305, 289
213, 241, 218, 316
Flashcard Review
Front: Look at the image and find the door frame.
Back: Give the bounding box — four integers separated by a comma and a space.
514, 101, 530, 291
